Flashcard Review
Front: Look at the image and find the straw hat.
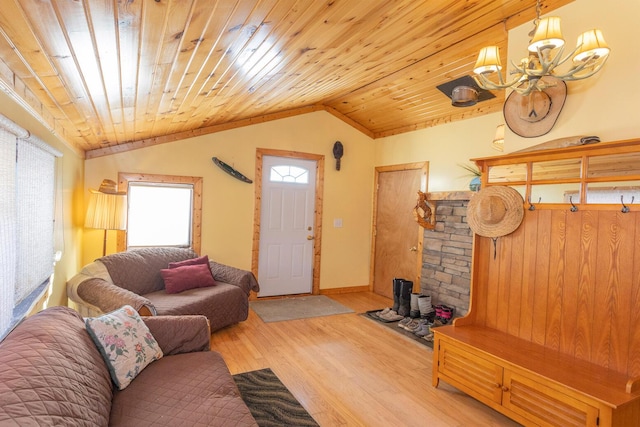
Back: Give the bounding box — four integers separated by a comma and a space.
467, 186, 524, 238
90, 179, 126, 195
503, 76, 567, 138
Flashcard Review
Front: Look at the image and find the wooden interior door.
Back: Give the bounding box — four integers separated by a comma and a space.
372, 163, 427, 299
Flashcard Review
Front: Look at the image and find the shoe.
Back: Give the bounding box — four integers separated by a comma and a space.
378, 310, 404, 322
423, 333, 434, 342
431, 318, 445, 327
414, 323, 432, 337
434, 304, 443, 321
398, 280, 413, 317
397, 317, 413, 328
400, 318, 420, 331
439, 306, 454, 324
404, 318, 428, 332
374, 307, 392, 318
409, 293, 421, 318
392, 278, 403, 313
418, 294, 434, 315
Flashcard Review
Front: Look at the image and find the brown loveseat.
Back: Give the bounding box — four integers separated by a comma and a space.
67, 247, 259, 332
0, 306, 257, 426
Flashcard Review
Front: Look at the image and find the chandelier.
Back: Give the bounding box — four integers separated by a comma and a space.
473, 0, 610, 96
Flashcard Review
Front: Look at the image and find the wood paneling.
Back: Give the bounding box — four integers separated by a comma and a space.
473, 209, 640, 378
0, 0, 573, 155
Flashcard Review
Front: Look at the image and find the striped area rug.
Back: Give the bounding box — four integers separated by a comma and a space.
233, 368, 319, 427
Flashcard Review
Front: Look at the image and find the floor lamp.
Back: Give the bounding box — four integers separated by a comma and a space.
85, 179, 127, 257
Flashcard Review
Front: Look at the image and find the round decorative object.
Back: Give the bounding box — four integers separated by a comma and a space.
469, 176, 481, 192
467, 186, 524, 238
503, 76, 566, 138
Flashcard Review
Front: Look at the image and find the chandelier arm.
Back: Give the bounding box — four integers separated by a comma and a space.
548, 45, 582, 71
474, 72, 524, 91
556, 55, 610, 81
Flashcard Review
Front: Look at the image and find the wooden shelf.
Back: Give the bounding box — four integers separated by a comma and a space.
426, 191, 476, 201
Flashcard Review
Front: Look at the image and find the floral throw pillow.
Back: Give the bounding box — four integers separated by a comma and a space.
85, 305, 163, 390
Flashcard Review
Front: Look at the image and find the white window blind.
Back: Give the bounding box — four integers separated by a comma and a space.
0, 127, 17, 335
0, 115, 61, 338
15, 139, 57, 302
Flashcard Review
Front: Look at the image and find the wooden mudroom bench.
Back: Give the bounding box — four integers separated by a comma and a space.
433, 325, 640, 427
431, 139, 640, 427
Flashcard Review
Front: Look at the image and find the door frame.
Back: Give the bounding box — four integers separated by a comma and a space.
370, 162, 428, 291
252, 148, 325, 297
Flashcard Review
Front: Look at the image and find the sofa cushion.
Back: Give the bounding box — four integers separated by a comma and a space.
99, 247, 198, 295
85, 305, 163, 390
110, 351, 258, 426
161, 263, 217, 294
168, 254, 209, 269
145, 283, 249, 332
0, 306, 113, 426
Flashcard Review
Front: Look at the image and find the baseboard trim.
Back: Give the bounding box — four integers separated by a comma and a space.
319, 285, 370, 295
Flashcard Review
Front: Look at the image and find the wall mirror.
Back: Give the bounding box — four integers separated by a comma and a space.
488, 163, 527, 183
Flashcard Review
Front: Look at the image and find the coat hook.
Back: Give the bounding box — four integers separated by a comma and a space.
621, 195, 634, 213
528, 196, 541, 211
569, 196, 578, 212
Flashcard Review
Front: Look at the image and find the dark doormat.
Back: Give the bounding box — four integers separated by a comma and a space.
361, 310, 433, 349
233, 368, 319, 427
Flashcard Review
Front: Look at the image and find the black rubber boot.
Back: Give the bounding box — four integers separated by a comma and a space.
398, 280, 413, 317
392, 278, 403, 312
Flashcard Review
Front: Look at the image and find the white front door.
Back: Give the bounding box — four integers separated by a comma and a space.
258, 156, 316, 297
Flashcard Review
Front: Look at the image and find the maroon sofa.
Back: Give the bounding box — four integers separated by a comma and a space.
67, 247, 259, 333
0, 306, 257, 426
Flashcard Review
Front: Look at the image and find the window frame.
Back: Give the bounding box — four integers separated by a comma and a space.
117, 173, 202, 254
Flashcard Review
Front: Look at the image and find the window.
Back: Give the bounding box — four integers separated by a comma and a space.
269, 165, 309, 184
0, 114, 61, 339
117, 173, 202, 253
127, 183, 193, 247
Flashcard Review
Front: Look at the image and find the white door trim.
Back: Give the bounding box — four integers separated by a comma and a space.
252, 149, 325, 297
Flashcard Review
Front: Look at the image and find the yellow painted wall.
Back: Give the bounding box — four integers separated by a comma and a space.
84, 111, 374, 291
0, 90, 85, 308
6, 0, 637, 299
375, 0, 640, 191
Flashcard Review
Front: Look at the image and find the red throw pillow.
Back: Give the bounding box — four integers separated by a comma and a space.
161, 263, 217, 294
168, 254, 209, 269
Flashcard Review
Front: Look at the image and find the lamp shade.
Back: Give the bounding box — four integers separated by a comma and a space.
491, 124, 505, 152
85, 192, 127, 230
528, 17, 565, 52
573, 29, 610, 62
474, 46, 502, 74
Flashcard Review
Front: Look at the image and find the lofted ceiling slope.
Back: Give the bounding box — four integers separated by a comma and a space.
0, 0, 572, 158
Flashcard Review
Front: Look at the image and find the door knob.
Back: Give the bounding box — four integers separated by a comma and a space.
410, 246, 417, 252
307, 235, 314, 240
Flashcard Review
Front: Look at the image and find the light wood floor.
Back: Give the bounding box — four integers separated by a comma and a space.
210, 292, 520, 427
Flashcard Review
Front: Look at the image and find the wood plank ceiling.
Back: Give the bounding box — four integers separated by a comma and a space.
0, 0, 572, 158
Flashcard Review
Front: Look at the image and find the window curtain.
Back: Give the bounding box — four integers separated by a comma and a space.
0, 115, 61, 338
